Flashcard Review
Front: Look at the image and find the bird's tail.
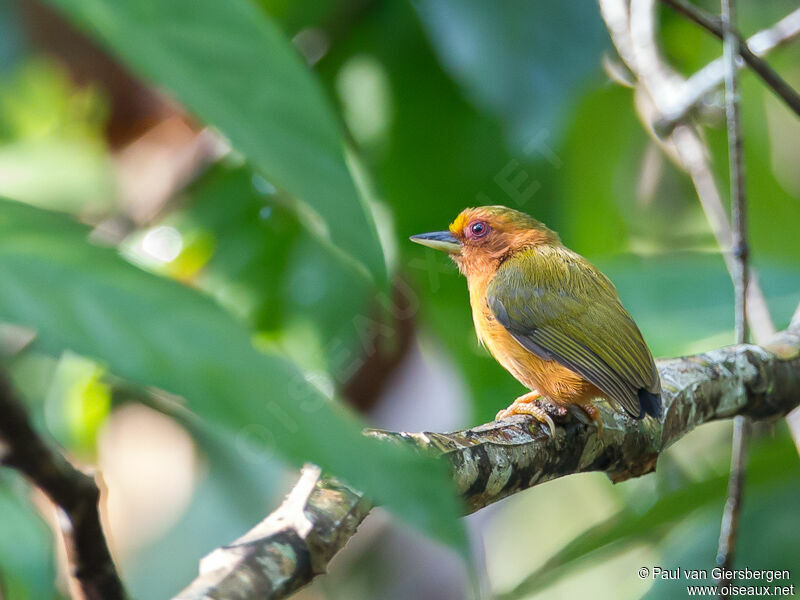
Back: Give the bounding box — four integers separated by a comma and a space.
637, 388, 662, 419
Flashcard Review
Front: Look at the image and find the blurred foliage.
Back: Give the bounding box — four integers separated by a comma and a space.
44, 352, 111, 454
413, 0, 609, 149
0, 198, 464, 551
0, 59, 114, 214
121, 410, 287, 599
0, 0, 799, 598
165, 164, 301, 329
44, 0, 387, 282
0, 474, 60, 600
0, 1, 24, 70
644, 480, 800, 599
172, 162, 382, 381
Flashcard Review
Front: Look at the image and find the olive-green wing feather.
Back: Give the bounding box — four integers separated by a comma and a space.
487, 246, 660, 418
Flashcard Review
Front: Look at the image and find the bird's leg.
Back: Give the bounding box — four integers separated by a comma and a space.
577, 401, 604, 438
496, 391, 557, 438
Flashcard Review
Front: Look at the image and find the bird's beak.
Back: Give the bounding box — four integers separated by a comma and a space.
409, 231, 462, 254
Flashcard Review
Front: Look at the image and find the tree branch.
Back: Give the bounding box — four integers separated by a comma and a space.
656, 4, 800, 132
173, 464, 371, 600
0, 372, 128, 600
716, 0, 750, 590
173, 316, 800, 600
659, 0, 800, 125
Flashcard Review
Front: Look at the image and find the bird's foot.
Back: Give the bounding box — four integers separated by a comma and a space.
496, 392, 563, 438
577, 401, 604, 439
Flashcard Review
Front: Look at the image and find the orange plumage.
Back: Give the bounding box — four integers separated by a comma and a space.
467, 266, 601, 405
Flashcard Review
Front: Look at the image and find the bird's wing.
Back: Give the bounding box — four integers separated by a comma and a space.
486, 245, 659, 418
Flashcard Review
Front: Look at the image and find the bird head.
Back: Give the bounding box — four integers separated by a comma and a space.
410, 206, 559, 276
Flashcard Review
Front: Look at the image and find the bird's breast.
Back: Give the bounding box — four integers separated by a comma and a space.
468, 273, 538, 388
467, 272, 591, 402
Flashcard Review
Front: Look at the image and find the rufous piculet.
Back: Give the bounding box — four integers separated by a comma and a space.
411, 205, 661, 436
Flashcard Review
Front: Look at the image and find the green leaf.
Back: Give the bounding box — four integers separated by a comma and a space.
0, 475, 58, 600
413, 0, 608, 149
0, 199, 464, 550
43, 0, 386, 282
180, 164, 301, 331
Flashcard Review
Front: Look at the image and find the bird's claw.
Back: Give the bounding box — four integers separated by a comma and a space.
496, 394, 558, 439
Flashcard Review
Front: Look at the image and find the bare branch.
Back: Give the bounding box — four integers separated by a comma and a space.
657, 5, 800, 131
717, 415, 750, 588
0, 372, 128, 600
173, 465, 371, 600
721, 0, 747, 350
716, 0, 750, 589
173, 319, 800, 600
659, 0, 800, 126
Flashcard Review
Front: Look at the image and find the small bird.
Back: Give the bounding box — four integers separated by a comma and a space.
410, 206, 661, 436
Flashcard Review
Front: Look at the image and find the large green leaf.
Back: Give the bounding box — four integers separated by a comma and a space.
0, 199, 464, 548
183, 164, 376, 378
43, 0, 386, 282
413, 0, 608, 149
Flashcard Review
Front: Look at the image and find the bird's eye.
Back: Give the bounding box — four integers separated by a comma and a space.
468, 221, 489, 239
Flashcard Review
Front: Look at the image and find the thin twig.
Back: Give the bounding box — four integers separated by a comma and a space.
716, 417, 750, 584
0, 372, 128, 600
721, 0, 749, 348
656, 5, 800, 132
660, 0, 800, 122
174, 319, 800, 599
716, 0, 750, 594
